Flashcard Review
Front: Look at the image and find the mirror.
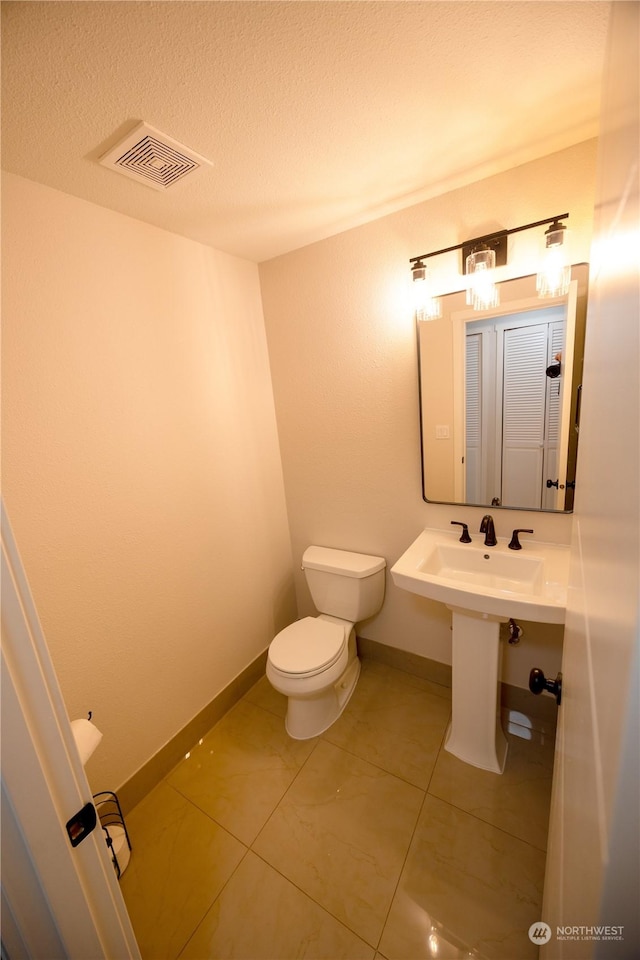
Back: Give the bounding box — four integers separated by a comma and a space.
418, 264, 589, 512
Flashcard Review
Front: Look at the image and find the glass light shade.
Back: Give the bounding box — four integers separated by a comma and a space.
537, 224, 570, 297
466, 247, 499, 311
412, 262, 442, 321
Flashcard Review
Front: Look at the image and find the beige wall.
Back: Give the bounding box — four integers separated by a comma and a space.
259, 140, 598, 690
1, 173, 295, 792
1, 141, 600, 796
418, 314, 456, 501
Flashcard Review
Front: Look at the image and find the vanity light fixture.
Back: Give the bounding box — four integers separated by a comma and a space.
411, 259, 442, 320
465, 244, 500, 311
537, 220, 571, 297
410, 213, 569, 317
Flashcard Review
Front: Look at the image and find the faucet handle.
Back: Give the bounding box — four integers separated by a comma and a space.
451, 521, 471, 543
509, 529, 534, 550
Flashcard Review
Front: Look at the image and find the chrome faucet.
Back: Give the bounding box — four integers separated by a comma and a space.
480, 515, 497, 546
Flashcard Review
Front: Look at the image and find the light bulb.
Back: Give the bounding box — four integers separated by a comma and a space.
537, 223, 570, 297
412, 261, 442, 321
466, 247, 499, 311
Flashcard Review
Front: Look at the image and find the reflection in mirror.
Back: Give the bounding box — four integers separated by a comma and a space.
418, 264, 588, 512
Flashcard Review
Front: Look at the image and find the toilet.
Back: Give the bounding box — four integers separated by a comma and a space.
266, 545, 386, 739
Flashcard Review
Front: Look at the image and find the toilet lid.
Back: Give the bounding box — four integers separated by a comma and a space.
269, 617, 345, 676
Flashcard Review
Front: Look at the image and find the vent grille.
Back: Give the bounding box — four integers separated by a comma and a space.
99, 122, 211, 191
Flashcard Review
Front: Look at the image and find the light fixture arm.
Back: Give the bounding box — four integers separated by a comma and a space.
409, 213, 569, 266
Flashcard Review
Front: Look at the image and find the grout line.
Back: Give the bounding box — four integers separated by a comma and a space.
423, 724, 553, 854
250, 849, 378, 953
248, 734, 429, 954
164, 779, 250, 845
319, 732, 438, 792
374, 780, 430, 953
361, 655, 453, 699
241, 689, 290, 722
374, 709, 451, 951
248, 736, 322, 847
425, 788, 551, 856
175, 846, 252, 959
423, 704, 453, 795
163, 707, 324, 848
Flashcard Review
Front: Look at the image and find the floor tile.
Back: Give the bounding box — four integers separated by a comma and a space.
500, 685, 559, 737
378, 795, 546, 960
119, 781, 245, 960
166, 699, 316, 845
120, 660, 555, 959
253, 739, 424, 947
323, 659, 451, 788
243, 674, 287, 719
359, 656, 453, 702
179, 851, 375, 959
428, 727, 554, 850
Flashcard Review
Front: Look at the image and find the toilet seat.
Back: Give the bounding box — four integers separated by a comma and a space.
268, 617, 345, 678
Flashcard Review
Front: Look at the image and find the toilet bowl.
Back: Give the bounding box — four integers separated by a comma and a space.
266, 546, 386, 739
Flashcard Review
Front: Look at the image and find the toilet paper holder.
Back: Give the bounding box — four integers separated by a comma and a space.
93, 790, 132, 879
71, 712, 132, 877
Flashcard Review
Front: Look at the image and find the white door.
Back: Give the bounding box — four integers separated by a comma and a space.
541, 3, 639, 956
500, 322, 549, 507
464, 304, 568, 508
1, 502, 140, 959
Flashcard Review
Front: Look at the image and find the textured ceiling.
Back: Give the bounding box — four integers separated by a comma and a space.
1, 1, 610, 262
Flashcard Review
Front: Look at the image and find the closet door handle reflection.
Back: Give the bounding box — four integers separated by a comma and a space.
575, 383, 582, 434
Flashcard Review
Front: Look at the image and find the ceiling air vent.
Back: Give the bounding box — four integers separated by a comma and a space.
99, 121, 212, 191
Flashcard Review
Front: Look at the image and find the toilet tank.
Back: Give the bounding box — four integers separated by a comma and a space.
302, 546, 386, 622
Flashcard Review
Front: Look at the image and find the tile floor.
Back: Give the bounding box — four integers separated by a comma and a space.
120, 658, 556, 960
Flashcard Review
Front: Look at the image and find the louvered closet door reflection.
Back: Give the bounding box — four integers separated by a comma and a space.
501, 324, 548, 507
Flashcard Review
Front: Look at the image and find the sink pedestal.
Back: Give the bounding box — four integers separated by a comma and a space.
390, 528, 569, 773
444, 607, 508, 774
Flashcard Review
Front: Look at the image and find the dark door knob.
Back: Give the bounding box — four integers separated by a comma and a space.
529, 668, 562, 705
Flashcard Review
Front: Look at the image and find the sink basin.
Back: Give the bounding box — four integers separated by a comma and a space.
391, 527, 569, 624
391, 527, 570, 773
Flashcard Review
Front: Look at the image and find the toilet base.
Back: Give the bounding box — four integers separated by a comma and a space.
285, 656, 361, 740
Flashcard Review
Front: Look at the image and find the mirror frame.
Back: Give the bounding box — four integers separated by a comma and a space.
417, 263, 589, 513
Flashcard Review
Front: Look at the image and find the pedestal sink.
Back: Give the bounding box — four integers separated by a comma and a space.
390, 528, 569, 773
